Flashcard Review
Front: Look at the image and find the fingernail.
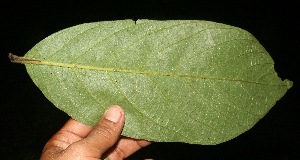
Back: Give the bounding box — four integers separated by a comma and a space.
104, 106, 123, 123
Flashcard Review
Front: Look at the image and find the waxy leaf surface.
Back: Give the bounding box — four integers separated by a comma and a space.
22, 20, 292, 144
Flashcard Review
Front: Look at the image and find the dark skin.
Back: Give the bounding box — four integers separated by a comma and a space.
40, 106, 151, 160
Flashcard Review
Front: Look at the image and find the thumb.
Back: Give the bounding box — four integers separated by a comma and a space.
68, 105, 125, 158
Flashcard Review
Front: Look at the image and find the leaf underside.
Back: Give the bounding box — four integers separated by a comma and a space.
23, 19, 292, 145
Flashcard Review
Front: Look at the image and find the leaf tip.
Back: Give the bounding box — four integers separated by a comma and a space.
284, 79, 293, 90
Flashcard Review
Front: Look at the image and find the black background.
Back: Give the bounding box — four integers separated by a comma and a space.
1, 1, 299, 159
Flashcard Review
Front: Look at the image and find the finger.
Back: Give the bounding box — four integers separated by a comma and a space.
106, 137, 151, 159
41, 119, 93, 159
61, 119, 94, 138
66, 105, 125, 158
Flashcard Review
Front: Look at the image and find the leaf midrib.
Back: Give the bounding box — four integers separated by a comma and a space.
14, 56, 285, 87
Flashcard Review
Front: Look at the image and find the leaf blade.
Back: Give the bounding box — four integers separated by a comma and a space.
21, 20, 292, 144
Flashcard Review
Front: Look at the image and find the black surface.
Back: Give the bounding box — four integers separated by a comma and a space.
1, 1, 299, 159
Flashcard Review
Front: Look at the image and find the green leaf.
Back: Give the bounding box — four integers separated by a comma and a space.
13, 19, 292, 145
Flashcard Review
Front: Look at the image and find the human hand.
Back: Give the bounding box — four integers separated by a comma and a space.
40, 106, 151, 160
